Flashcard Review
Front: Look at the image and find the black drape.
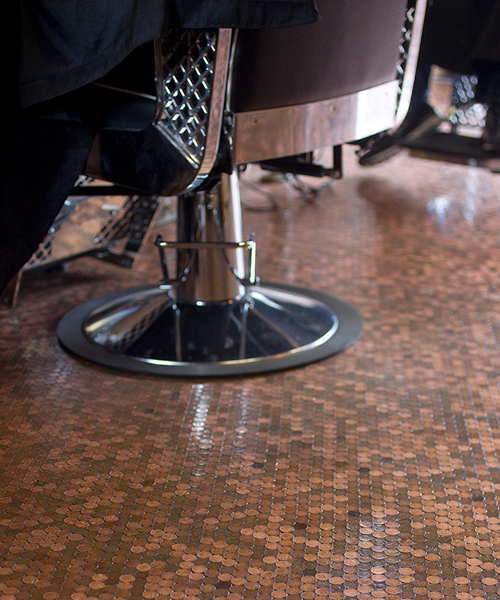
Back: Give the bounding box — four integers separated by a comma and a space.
1, 1, 318, 294
420, 0, 500, 74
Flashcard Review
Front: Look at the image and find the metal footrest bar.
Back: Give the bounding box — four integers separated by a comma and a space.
155, 234, 257, 288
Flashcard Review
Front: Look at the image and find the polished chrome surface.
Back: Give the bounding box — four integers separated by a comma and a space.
155, 237, 257, 288
175, 171, 246, 302
394, 0, 428, 128
232, 81, 399, 165
57, 161, 362, 377
57, 282, 362, 377
197, 29, 232, 178
154, 30, 217, 166
153, 29, 232, 176
23, 189, 160, 272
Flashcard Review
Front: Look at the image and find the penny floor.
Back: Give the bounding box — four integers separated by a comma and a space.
2, 137, 500, 599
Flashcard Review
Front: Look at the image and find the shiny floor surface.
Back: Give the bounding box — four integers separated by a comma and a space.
2, 142, 500, 599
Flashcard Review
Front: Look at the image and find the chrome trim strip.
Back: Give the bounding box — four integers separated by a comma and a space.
225, 30, 239, 113
232, 81, 399, 165
197, 28, 233, 177
394, 0, 428, 127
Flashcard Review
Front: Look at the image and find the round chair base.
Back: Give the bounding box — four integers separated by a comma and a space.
57, 283, 362, 377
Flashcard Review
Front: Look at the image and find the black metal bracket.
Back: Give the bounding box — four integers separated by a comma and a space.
258, 145, 343, 179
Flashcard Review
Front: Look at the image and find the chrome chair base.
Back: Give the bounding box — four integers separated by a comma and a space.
57, 283, 362, 377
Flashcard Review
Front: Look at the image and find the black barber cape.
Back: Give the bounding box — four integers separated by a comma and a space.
20, 0, 319, 108
0, 0, 318, 294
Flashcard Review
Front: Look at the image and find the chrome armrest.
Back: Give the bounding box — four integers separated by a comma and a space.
85, 28, 233, 196
152, 28, 233, 186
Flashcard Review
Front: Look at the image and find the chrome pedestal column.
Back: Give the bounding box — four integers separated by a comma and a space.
57, 172, 362, 376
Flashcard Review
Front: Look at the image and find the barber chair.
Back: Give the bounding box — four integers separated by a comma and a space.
57, 0, 427, 376
401, 74, 500, 171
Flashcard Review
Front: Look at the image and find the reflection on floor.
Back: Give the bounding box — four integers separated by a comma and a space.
2, 145, 500, 600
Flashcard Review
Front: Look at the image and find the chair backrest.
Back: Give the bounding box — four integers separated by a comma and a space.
85, 0, 424, 192
230, 0, 411, 164
231, 0, 408, 113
